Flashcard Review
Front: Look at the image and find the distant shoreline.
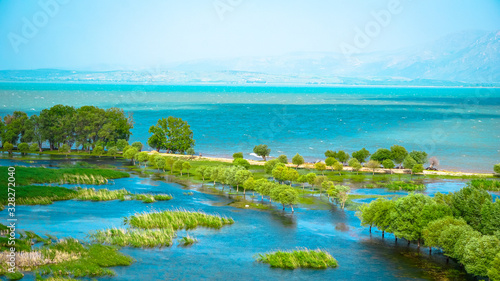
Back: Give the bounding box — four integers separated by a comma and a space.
0, 80, 499, 89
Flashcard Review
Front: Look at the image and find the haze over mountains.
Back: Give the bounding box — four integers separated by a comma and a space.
1, 30, 499, 86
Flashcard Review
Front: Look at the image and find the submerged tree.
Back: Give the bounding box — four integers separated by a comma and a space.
365, 160, 380, 175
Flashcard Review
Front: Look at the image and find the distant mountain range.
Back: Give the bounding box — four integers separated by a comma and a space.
1, 30, 499, 86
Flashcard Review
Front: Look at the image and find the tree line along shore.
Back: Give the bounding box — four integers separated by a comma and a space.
1, 105, 499, 175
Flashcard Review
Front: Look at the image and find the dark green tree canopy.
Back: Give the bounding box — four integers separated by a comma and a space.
253, 144, 271, 161
390, 145, 408, 165
352, 148, 370, 163
370, 148, 392, 162
148, 116, 195, 154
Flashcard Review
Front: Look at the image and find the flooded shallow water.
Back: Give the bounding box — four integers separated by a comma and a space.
0, 161, 479, 281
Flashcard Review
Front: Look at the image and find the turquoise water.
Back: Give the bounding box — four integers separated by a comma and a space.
1, 83, 499, 172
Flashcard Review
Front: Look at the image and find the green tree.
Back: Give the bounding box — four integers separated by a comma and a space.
132, 142, 143, 152
451, 227, 482, 262
335, 150, 350, 163
182, 161, 192, 177
493, 163, 500, 174
333, 162, 344, 176
357, 203, 376, 232
210, 166, 224, 185
148, 116, 195, 153
272, 163, 287, 182
242, 177, 255, 198
196, 165, 210, 183
314, 162, 327, 175
371, 198, 395, 237
435, 224, 471, 259
284, 167, 299, 186
382, 159, 395, 172
279, 188, 299, 213
315, 176, 328, 196
370, 148, 392, 162
277, 154, 288, 164
155, 155, 167, 172
463, 235, 500, 277
480, 201, 500, 235
297, 175, 308, 190
322, 181, 334, 199
233, 152, 243, 159
335, 185, 350, 210
59, 144, 72, 157
403, 155, 417, 171
165, 157, 175, 174
40, 105, 76, 150
390, 145, 408, 168
136, 151, 149, 168
270, 184, 288, 208
235, 170, 252, 193
29, 143, 40, 153
392, 194, 434, 246
306, 173, 317, 189
365, 160, 380, 175
264, 159, 280, 174
17, 142, 29, 155
422, 216, 467, 252
488, 253, 500, 281
174, 160, 185, 175
292, 153, 304, 168
352, 148, 370, 164
22, 114, 43, 151
233, 158, 250, 169
409, 151, 428, 165
186, 148, 195, 157
451, 185, 492, 231
325, 157, 338, 171
253, 144, 271, 161
348, 158, 362, 175
92, 145, 104, 158
324, 150, 336, 158
412, 164, 424, 175
2, 111, 28, 145
108, 146, 119, 159
116, 139, 128, 151
123, 147, 139, 165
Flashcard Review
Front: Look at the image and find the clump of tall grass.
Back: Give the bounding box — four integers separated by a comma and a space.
62, 174, 108, 185
16, 196, 54, 205
75, 188, 131, 201
127, 209, 234, 230
153, 194, 173, 201
468, 179, 500, 191
178, 235, 197, 246
256, 248, 338, 269
89, 228, 175, 248
384, 181, 426, 191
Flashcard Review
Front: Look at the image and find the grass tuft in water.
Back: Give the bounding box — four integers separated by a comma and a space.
127, 209, 234, 230
178, 235, 198, 246
256, 248, 338, 269
89, 228, 175, 248
75, 188, 130, 201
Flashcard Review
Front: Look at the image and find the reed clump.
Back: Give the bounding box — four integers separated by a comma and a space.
127, 209, 234, 230
178, 235, 197, 246
256, 248, 338, 269
75, 188, 130, 201
89, 228, 175, 248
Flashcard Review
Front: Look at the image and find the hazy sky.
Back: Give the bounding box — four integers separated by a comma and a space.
0, 0, 499, 70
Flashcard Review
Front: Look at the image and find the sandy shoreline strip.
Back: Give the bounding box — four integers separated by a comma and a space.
149, 152, 495, 177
